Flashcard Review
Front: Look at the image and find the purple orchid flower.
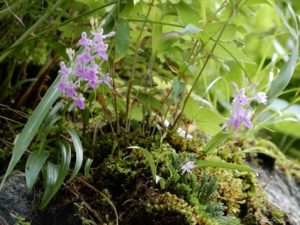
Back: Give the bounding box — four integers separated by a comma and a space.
57, 27, 114, 109
227, 82, 267, 130
181, 160, 195, 175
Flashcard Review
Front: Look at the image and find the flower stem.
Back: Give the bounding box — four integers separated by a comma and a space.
171, 0, 241, 129
125, 0, 155, 132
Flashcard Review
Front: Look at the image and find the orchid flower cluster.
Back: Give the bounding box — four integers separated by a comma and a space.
57, 24, 115, 109
227, 82, 267, 130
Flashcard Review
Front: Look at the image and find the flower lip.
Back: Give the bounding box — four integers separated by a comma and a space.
181, 160, 195, 175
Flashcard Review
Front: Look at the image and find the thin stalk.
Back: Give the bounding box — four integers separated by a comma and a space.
187, 40, 200, 63
190, 40, 205, 65
125, 0, 154, 132
111, 67, 120, 133
171, 0, 240, 129
141, 56, 157, 134
107, 0, 120, 134
150, 88, 173, 136
3, 0, 25, 27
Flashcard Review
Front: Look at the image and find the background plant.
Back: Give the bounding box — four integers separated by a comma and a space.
0, 0, 300, 216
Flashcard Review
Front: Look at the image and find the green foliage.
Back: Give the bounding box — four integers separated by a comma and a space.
67, 129, 84, 182
196, 160, 254, 173
1, 0, 300, 223
266, 5, 299, 101
10, 213, 31, 225
0, 80, 61, 190
84, 158, 93, 180
40, 142, 71, 208
203, 131, 229, 153
25, 150, 49, 190
196, 173, 218, 205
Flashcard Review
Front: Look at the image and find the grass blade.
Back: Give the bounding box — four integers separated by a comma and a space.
0, 75, 61, 191
203, 130, 230, 153
25, 150, 49, 190
267, 5, 299, 101
67, 129, 83, 182
39, 143, 71, 208
84, 158, 93, 180
196, 160, 254, 173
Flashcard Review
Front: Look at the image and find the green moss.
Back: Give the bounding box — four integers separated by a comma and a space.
145, 190, 220, 225
67, 130, 294, 225
202, 137, 291, 225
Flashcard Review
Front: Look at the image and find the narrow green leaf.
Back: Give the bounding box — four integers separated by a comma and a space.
0, 76, 61, 191
67, 129, 84, 182
115, 20, 130, 60
39, 143, 71, 209
204, 130, 229, 153
84, 158, 93, 180
48, 102, 64, 117
36, 104, 62, 153
40, 115, 61, 139
267, 6, 299, 101
25, 150, 49, 190
196, 160, 255, 173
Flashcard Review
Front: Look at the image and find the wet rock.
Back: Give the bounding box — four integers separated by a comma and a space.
0, 171, 32, 225
254, 164, 300, 225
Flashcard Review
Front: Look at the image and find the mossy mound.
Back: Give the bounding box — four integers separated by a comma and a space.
32, 129, 299, 225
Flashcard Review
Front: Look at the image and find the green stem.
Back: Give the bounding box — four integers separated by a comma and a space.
125, 0, 154, 132
171, 0, 240, 129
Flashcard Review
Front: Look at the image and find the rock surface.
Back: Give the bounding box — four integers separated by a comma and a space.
0, 171, 32, 225
254, 164, 300, 225
1, 167, 300, 225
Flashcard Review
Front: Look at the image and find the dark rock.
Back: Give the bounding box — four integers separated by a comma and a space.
0, 171, 32, 225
